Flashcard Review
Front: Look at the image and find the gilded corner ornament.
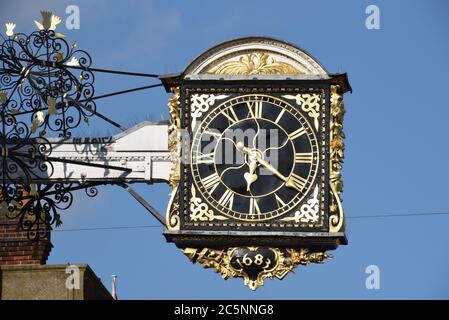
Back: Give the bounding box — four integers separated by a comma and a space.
280, 185, 319, 224
283, 93, 321, 130
329, 85, 345, 232
182, 247, 332, 290
190, 93, 228, 130
190, 186, 228, 222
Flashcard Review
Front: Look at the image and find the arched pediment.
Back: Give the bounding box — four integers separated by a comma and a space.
184, 36, 328, 76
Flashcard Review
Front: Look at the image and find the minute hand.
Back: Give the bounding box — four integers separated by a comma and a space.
256, 158, 287, 182
256, 158, 303, 193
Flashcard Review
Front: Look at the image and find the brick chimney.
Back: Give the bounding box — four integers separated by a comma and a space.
0, 213, 53, 266
0, 188, 53, 266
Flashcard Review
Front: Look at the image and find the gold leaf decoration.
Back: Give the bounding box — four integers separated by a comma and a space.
329, 85, 345, 232
0, 90, 7, 104
166, 87, 182, 231
182, 247, 332, 290
5, 23, 16, 37
34, 11, 65, 38
283, 93, 321, 130
190, 186, 228, 222
167, 87, 181, 190
207, 53, 302, 75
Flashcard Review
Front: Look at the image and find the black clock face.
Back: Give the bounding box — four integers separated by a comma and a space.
191, 94, 319, 221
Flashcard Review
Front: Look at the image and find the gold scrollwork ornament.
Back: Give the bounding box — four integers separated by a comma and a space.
190, 186, 228, 222
283, 93, 321, 130
280, 185, 319, 224
168, 87, 181, 190
329, 85, 345, 233
182, 247, 332, 290
190, 94, 228, 130
208, 53, 302, 75
166, 87, 181, 230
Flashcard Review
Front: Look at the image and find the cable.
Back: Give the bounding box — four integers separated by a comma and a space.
53, 225, 162, 232
51, 211, 449, 233
11, 83, 163, 118
80, 83, 163, 102
0, 55, 160, 78
68, 66, 160, 78
347, 211, 449, 219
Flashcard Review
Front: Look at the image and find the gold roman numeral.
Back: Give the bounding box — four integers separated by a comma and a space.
274, 193, 286, 208
285, 173, 307, 192
274, 109, 285, 124
295, 152, 313, 163
222, 107, 239, 124
202, 173, 220, 193
247, 101, 263, 118
218, 189, 234, 210
196, 152, 215, 164
203, 129, 222, 139
288, 127, 306, 140
249, 198, 261, 215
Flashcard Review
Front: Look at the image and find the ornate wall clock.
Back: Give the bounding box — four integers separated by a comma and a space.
0, 14, 348, 290
162, 37, 351, 290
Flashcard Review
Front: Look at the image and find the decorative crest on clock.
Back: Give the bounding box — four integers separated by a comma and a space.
207, 53, 302, 75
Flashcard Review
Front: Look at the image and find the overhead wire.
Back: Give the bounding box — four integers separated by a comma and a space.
51, 211, 449, 233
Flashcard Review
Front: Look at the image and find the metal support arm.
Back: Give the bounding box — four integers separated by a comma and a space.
119, 183, 166, 226
1, 121, 172, 184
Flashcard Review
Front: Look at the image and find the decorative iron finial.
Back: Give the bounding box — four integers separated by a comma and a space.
5, 23, 15, 37
34, 11, 65, 38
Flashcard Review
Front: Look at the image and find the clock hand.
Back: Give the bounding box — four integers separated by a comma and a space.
236, 141, 250, 154
238, 142, 303, 193
244, 160, 258, 191
256, 158, 287, 182
256, 158, 302, 193
236, 142, 259, 191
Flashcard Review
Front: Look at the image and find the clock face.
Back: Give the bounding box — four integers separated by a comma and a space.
190, 94, 319, 221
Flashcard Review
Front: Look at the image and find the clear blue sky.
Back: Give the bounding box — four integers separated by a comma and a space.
1, 0, 448, 299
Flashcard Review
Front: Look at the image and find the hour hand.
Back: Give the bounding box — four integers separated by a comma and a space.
236, 142, 258, 191
243, 160, 258, 191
